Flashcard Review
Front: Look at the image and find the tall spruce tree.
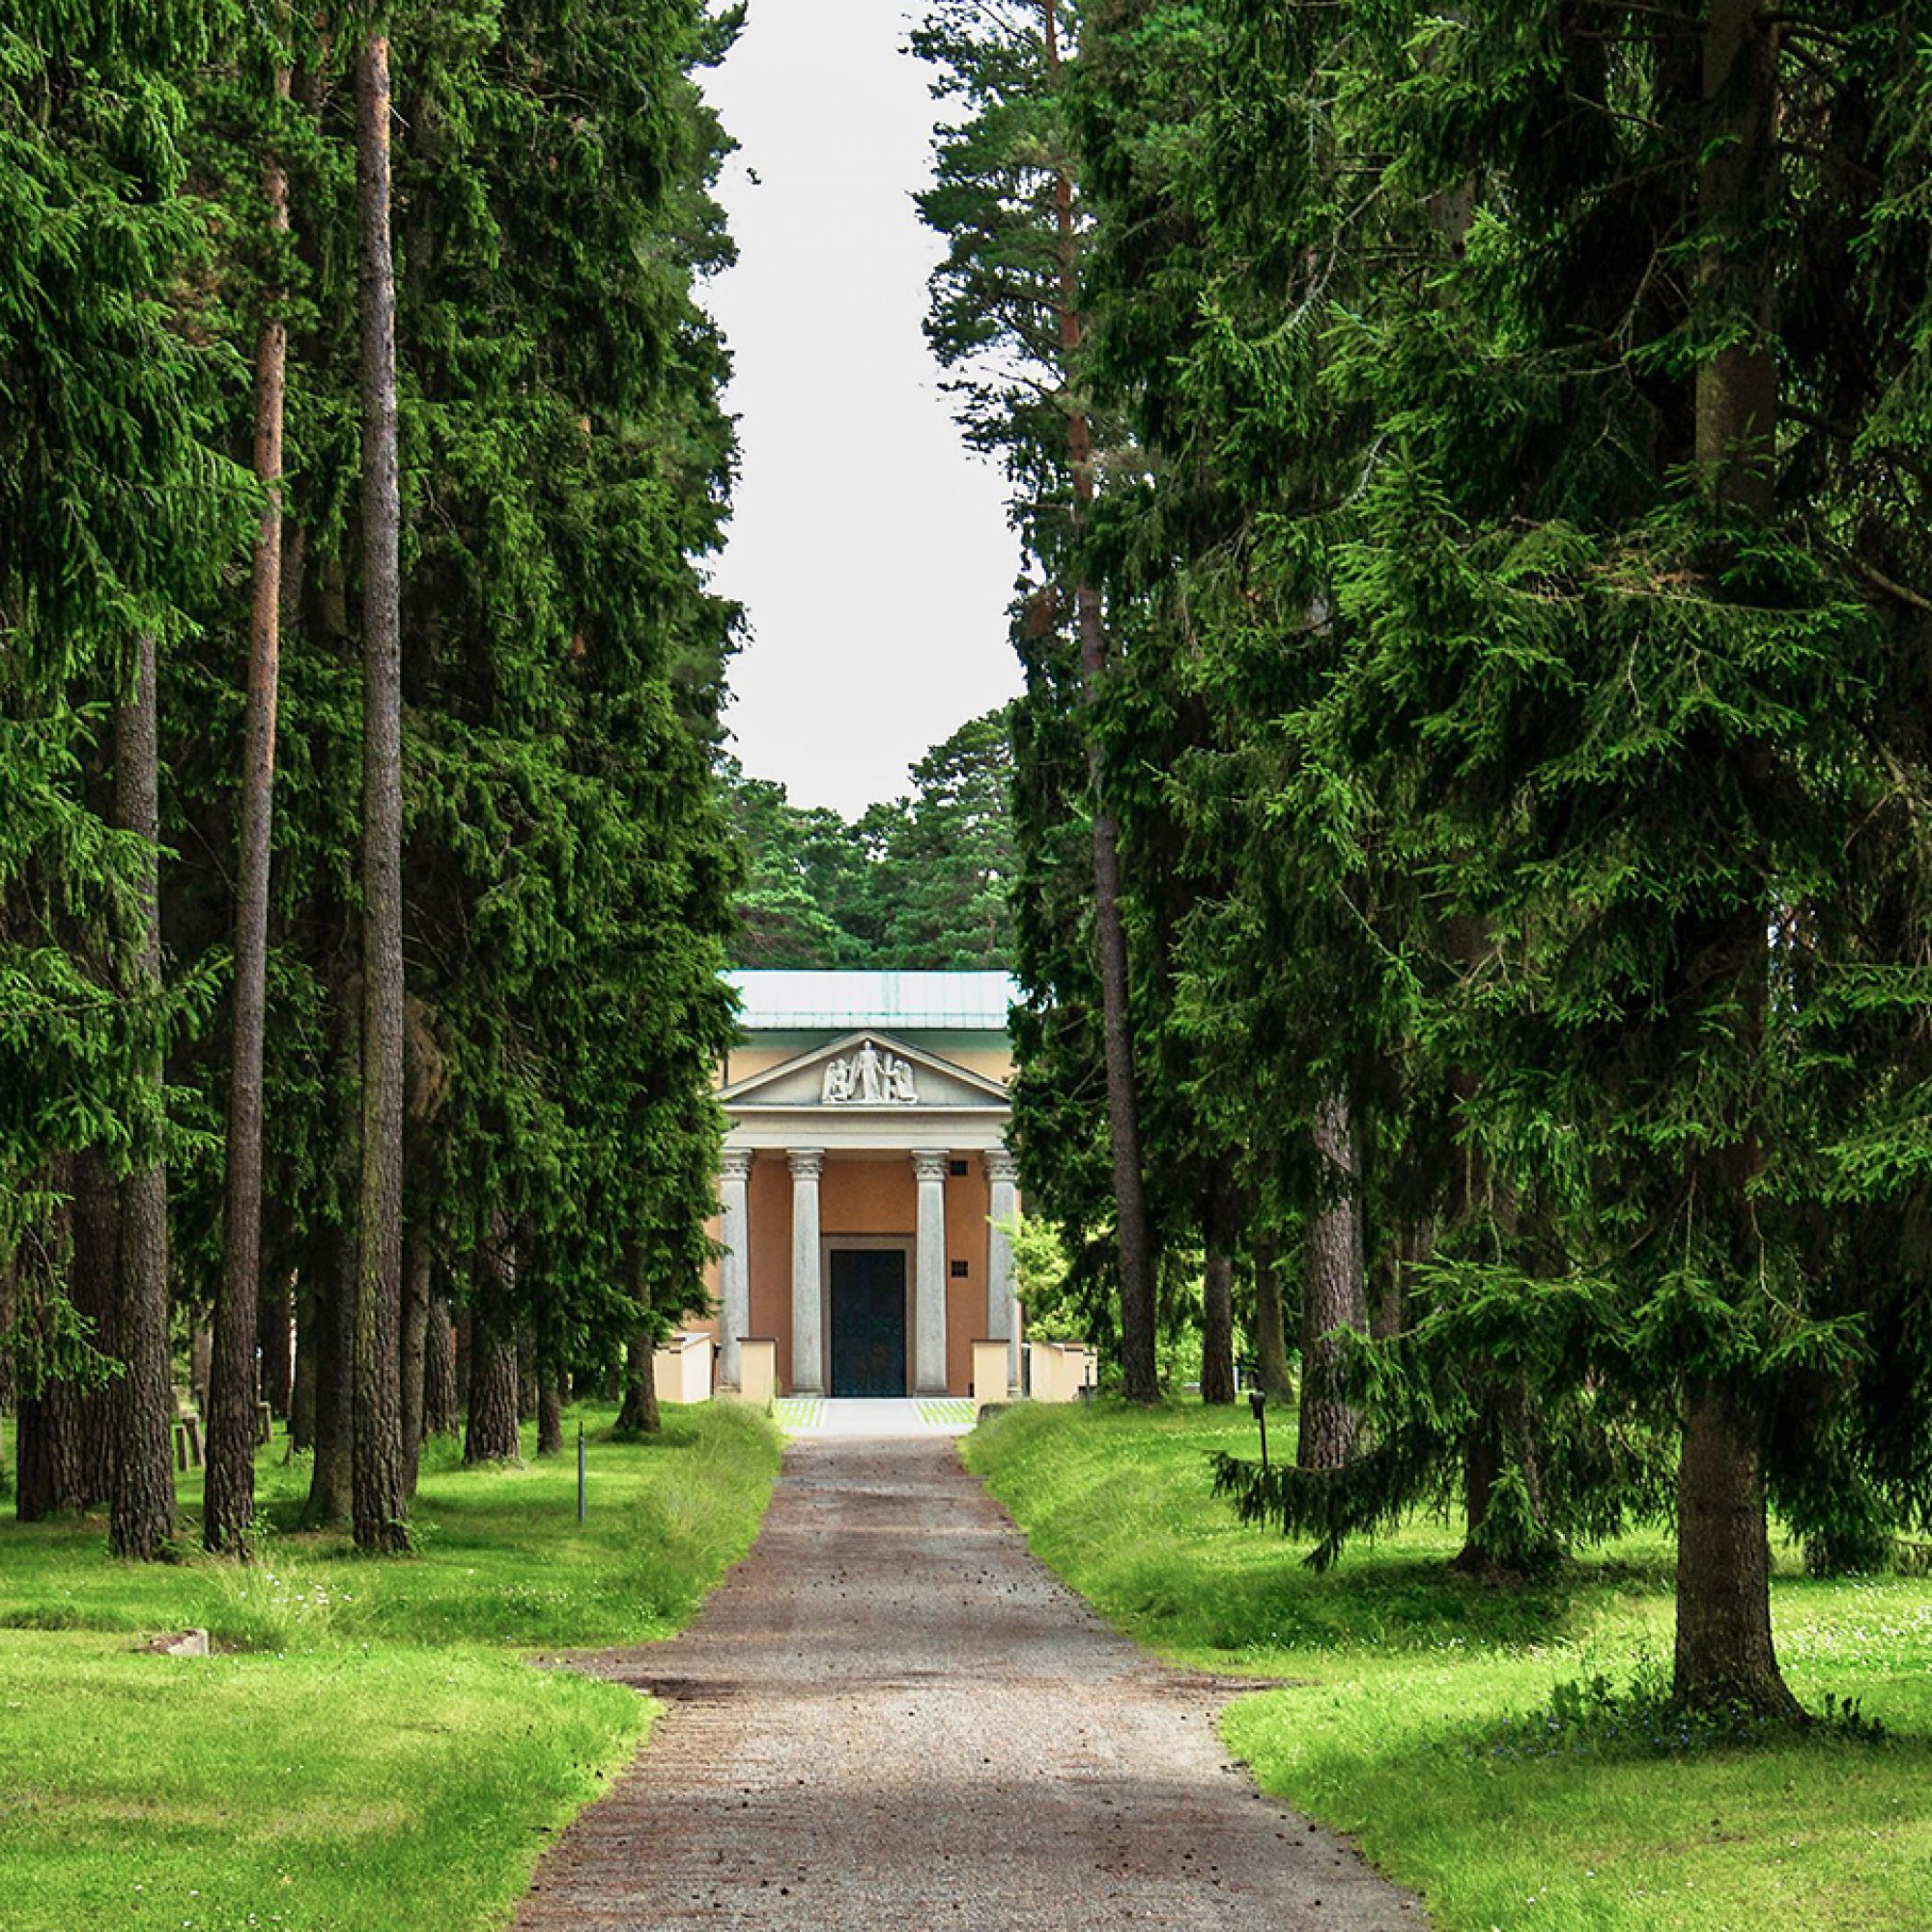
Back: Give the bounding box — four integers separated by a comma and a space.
916, 0, 1159, 1399
1305, 0, 1932, 1710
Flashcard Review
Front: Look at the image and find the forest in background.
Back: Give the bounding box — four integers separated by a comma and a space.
725, 705, 1017, 971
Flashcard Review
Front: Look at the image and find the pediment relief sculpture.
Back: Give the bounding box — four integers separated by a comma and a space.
821, 1037, 918, 1105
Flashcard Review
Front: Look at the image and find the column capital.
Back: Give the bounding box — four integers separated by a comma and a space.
910, 1149, 951, 1183
981, 1147, 1020, 1184
721, 1148, 755, 1181
787, 1147, 825, 1180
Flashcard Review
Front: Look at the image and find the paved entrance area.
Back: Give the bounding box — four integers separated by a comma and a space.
773, 1396, 976, 1435
513, 1431, 1422, 1930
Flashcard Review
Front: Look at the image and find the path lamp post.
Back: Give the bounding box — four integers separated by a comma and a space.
1248, 1390, 1269, 1471
577, 1422, 586, 1523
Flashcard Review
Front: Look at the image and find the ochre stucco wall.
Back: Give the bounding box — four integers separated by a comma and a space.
748, 1153, 793, 1390
821, 1154, 916, 1236
944, 1161, 993, 1396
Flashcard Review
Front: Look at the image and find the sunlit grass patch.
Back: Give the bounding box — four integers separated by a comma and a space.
0, 1400, 780, 1932
967, 1399, 1932, 1932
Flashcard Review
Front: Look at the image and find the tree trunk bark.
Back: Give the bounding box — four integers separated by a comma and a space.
304, 967, 358, 1524
71, 1151, 120, 1504
1675, 1381, 1799, 1714
422, 1292, 457, 1437
1198, 1164, 1236, 1404
536, 1368, 562, 1457
259, 1276, 294, 1420
351, 30, 409, 1556
1297, 1086, 1367, 1471
464, 1228, 522, 1464
1039, 0, 1157, 1401
518, 1328, 539, 1422
615, 1325, 661, 1436
1671, 5, 1784, 1707
109, 634, 177, 1560
303, 1223, 355, 1523
453, 1301, 471, 1409
289, 1275, 317, 1450
1251, 1233, 1294, 1401
206, 86, 291, 1554
15, 1179, 84, 1521
16, 1374, 84, 1521
400, 1219, 430, 1495
1696, 0, 1778, 521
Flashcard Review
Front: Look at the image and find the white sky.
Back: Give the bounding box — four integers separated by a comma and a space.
700, 0, 1022, 820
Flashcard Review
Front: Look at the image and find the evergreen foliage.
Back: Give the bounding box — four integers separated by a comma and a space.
921, 0, 1932, 1715
724, 705, 1019, 970
0, 0, 743, 1549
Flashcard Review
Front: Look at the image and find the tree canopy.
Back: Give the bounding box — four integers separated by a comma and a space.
724, 704, 1019, 971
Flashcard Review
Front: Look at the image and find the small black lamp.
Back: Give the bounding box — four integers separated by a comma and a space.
1248, 1389, 1268, 1469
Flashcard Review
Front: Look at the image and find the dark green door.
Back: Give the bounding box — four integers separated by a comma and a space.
829, 1249, 908, 1398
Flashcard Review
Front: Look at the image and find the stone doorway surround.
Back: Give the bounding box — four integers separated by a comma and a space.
715, 1027, 1020, 1399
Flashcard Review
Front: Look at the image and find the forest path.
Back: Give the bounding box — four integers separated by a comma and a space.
511, 1430, 1425, 1931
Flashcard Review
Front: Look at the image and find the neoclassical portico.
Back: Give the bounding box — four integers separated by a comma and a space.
706, 973, 1022, 1400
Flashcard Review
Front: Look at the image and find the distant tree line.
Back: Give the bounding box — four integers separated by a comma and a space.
726, 706, 1018, 972
918, 0, 1932, 1718
1, 2, 740, 1555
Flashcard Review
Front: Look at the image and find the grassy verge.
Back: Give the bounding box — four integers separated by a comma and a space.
964, 1400, 1932, 1932
0, 1401, 781, 1932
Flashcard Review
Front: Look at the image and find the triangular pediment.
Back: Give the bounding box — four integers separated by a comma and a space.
722, 1031, 1009, 1112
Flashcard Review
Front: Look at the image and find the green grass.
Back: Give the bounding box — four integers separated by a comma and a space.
0, 1401, 781, 1932
964, 1400, 1932, 1932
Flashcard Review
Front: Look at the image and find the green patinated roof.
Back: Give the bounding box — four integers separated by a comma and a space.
726, 970, 1017, 1033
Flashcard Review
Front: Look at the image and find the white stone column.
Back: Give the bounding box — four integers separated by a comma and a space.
717, 1150, 754, 1390
788, 1148, 825, 1395
911, 1150, 951, 1394
983, 1148, 1021, 1395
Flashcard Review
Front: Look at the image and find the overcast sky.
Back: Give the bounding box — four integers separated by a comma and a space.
699, 0, 1022, 821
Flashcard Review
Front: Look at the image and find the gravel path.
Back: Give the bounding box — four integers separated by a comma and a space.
513, 1431, 1425, 1931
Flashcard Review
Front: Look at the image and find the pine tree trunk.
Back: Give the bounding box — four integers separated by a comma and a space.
0, 1249, 14, 1480
464, 1229, 522, 1464
258, 1277, 293, 1419
465, 1326, 521, 1463
453, 1302, 471, 1408
206, 92, 291, 1554
615, 1326, 661, 1436
400, 1220, 430, 1495
109, 634, 177, 1560
289, 1274, 318, 1451
1696, 0, 1777, 521
304, 968, 358, 1524
71, 1151, 120, 1504
16, 1375, 84, 1521
1665, 2, 1789, 1714
1041, 0, 1157, 1401
421, 1293, 457, 1437
1251, 1234, 1294, 1401
536, 1369, 562, 1457
351, 30, 408, 1556
1674, 1382, 1799, 1715
1297, 1087, 1367, 1471
304, 1222, 356, 1523
518, 1328, 538, 1422
16, 1181, 84, 1520
1198, 1163, 1236, 1404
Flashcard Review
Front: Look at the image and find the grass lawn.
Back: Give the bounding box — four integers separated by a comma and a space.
0, 1401, 781, 1932
965, 1400, 1932, 1932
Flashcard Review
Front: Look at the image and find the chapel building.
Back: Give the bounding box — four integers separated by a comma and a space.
702, 969, 1021, 1400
